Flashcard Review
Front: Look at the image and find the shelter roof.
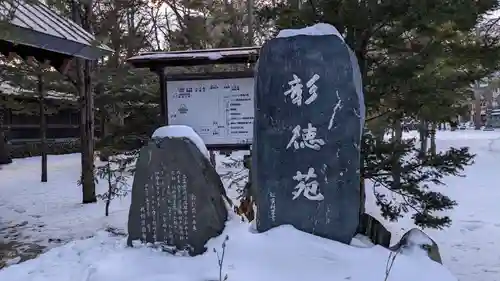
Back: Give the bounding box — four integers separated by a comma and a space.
0, 0, 113, 71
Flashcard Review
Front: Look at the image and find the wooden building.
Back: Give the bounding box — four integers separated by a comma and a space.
0, 84, 85, 144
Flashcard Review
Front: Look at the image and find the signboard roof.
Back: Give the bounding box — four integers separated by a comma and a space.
127, 47, 260, 68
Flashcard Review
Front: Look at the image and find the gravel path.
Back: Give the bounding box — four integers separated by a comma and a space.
0, 221, 46, 269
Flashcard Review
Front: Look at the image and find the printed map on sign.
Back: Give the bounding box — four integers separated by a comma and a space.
167, 77, 254, 146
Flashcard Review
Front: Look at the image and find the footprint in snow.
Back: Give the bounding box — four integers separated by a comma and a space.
459, 220, 485, 232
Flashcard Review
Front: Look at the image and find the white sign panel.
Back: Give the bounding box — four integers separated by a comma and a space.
167, 77, 254, 146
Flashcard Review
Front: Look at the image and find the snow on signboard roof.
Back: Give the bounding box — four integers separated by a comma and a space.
127, 46, 260, 68
0, 0, 112, 59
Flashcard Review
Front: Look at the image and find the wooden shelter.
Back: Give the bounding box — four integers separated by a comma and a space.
0, 0, 112, 187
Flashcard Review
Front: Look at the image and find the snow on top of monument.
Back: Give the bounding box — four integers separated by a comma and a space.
152, 125, 210, 160
276, 23, 344, 41
404, 228, 435, 246
397, 229, 436, 260
0, 221, 458, 281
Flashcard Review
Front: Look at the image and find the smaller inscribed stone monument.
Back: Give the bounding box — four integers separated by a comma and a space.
390, 228, 442, 264
253, 24, 365, 244
127, 126, 228, 255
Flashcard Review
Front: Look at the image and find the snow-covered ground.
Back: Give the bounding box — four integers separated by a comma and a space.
0, 223, 455, 281
365, 130, 500, 281
0, 155, 130, 245
0, 130, 499, 281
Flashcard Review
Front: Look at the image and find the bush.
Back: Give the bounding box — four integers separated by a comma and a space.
10, 140, 81, 159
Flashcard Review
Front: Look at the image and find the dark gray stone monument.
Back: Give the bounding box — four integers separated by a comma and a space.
127, 137, 228, 255
253, 34, 365, 244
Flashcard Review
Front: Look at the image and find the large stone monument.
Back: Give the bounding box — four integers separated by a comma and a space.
127, 126, 228, 255
253, 24, 365, 244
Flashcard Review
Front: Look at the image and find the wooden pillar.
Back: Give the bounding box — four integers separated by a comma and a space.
0, 102, 11, 165
156, 68, 168, 125
37, 72, 48, 182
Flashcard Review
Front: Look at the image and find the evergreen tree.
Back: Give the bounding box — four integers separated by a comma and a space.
257, 0, 500, 228
90, 0, 160, 156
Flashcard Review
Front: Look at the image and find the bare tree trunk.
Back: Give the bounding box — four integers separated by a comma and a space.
474, 89, 482, 130
289, 0, 300, 9
149, 7, 162, 50
105, 164, 112, 216
37, 72, 48, 182
391, 119, 403, 189
485, 90, 493, 129
419, 118, 428, 158
81, 59, 96, 203
76, 57, 95, 203
429, 122, 437, 156
474, 100, 482, 130
359, 172, 366, 214
72, 0, 96, 203
247, 0, 254, 46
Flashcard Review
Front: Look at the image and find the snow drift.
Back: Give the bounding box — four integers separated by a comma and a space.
0, 219, 457, 281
